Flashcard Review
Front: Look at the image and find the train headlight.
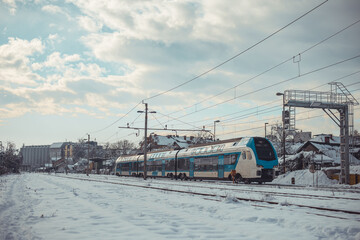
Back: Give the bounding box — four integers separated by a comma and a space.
256, 164, 263, 168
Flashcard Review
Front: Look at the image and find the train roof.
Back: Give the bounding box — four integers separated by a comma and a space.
115, 137, 261, 163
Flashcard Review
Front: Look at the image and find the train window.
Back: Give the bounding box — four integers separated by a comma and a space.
121, 163, 130, 171
178, 158, 189, 171
194, 156, 218, 171
242, 151, 246, 160
224, 154, 237, 165
254, 137, 276, 161
158, 160, 162, 171
200, 148, 206, 154
246, 151, 252, 160
165, 159, 175, 171
131, 162, 136, 171
149, 160, 162, 172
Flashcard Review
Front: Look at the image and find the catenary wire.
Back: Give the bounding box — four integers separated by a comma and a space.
161, 55, 360, 124
144, 73, 359, 134
142, 0, 329, 102
158, 18, 360, 118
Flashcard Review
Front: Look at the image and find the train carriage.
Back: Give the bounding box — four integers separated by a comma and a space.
115, 137, 278, 183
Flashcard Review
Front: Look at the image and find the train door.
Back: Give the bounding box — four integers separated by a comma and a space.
189, 158, 194, 178
162, 160, 165, 177
218, 155, 224, 178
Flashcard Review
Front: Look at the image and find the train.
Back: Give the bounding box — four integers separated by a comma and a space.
115, 137, 279, 183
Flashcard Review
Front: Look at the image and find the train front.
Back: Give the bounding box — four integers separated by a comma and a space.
248, 137, 278, 182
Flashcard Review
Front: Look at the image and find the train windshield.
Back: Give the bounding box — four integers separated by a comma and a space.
254, 137, 276, 161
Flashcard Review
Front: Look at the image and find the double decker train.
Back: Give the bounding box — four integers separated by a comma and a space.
115, 137, 278, 183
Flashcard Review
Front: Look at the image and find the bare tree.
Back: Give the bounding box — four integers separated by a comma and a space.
110, 140, 135, 156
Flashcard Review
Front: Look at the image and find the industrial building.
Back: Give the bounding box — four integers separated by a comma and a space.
20, 145, 50, 171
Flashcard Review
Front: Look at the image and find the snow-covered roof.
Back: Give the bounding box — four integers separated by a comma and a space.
50, 142, 66, 149
313, 154, 334, 163
295, 142, 360, 164
152, 135, 206, 149
311, 134, 340, 144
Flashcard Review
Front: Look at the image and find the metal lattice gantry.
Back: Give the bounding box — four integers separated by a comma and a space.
282, 82, 359, 184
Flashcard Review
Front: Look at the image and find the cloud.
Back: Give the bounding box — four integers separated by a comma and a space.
1, 0, 359, 146
41, 4, 73, 20
77, 15, 103, 32
2, 0, 17, 15
41, 4, 64, 14
39, 52, 81, 70
0, 34, 140, 122
0, 37, 44, 86
0, 103, 31, 119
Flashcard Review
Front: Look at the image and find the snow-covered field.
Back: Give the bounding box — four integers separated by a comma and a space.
1, 172, 359, 240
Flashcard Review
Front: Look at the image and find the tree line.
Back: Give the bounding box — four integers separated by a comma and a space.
0, 141, 21, 175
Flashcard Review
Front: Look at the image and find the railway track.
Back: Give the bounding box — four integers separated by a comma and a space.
203, 179, 360, 194
140, 178, 360, 201
98, 175, 360, 201
54, 174, 360, 220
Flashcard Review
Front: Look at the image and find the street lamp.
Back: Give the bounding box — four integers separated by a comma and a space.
138, 103, 156, 180
264, 122, 268, 138
276, 92, 286, 173
214, 120, 220, 142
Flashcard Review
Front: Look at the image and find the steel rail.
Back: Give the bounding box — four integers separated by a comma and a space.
54, 175, 360, 217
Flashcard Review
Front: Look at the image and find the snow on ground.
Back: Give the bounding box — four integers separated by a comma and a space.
1, 173, 360, 240
272, 169, 339, 186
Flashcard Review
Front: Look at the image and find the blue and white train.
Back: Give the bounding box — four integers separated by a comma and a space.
115, 137, 278, 183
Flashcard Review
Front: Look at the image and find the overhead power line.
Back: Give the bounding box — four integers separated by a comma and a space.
94, 2, 360, 142
90, 101, 142, 134
143, 72, 359, 135
159, 73, 360, 134
159, 18, 360, 119
217, 106, 360, 138
92, 0, 336, 140
164, 54, 360, 122
142, 0, 329, 102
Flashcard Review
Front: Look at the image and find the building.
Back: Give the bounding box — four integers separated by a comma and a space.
20, 145, 50, 171
50, 142, 67, 161
293, 131, 312, 143
296, 134, 360, 166
21, 142, 70, 171
144, 134, 212, 152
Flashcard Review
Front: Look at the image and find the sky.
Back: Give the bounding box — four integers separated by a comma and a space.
0, 0, 359, 148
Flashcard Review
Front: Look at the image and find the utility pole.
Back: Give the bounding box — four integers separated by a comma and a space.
276, 92, 286, 173
144, 103, 148, 180
214, 120, 220, 142
265, 122, 268, 138
137, 103, 156, 180
87, 134, 90, 176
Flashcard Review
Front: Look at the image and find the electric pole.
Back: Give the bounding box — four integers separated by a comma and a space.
87, 134, 90, 176
137, 103, 156, 180
144, 103, 148, 180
